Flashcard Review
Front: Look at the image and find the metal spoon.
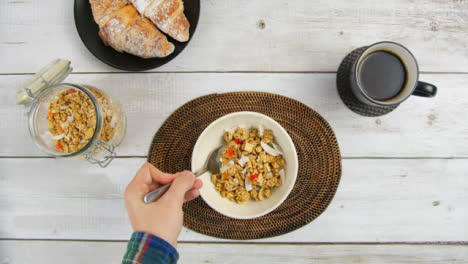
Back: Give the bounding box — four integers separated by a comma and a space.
143, 145, 224, 204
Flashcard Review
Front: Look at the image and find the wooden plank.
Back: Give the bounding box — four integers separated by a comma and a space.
1, 158, 467, 242
2, 73, 467, 157
1, 240, 467, 264
1, 0, 468, 73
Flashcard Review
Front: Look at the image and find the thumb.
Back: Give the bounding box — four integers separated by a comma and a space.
160, 171, 195, 205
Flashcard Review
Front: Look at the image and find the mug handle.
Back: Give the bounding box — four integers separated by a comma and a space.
413, 81, 437, 97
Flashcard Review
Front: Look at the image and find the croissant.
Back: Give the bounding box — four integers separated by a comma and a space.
129, 0, 190, 42
90, 0, 175, 58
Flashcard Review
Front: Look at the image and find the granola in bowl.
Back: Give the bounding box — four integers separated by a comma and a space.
211, 127, 286, 204
193, 112, 298, 219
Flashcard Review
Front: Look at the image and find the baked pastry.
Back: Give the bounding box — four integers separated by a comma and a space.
90, 0, 175, 58
129, 0, 190, 42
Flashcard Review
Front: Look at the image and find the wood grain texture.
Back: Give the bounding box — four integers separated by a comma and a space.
2, 73, 467, 157
1, 158, 466, 242
1, 241, 467, 264
0, 0, 467, 73
1, 0, 467, 258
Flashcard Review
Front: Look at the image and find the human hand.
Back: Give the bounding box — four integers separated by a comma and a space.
124, 163, 203, 247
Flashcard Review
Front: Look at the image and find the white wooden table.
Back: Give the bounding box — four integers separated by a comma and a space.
1, 0, 467, 263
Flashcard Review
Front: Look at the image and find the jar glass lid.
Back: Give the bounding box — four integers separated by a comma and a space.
17, 59, 73, 105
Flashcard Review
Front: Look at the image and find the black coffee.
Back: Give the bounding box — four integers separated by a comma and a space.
358, 51, 407, 100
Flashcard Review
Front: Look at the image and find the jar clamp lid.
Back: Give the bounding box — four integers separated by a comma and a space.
17, 59, 73, 106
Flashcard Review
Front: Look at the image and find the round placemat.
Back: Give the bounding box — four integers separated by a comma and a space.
148, 92, 341, 240
337, 46, 399, 117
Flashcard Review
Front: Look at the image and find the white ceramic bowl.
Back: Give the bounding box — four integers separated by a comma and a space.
192, 112, 298, 219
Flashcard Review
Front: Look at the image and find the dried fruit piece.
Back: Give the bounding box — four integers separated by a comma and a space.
225, 146, 235, 158
56, 141, 64, 152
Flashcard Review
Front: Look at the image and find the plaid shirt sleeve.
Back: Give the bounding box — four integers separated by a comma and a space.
122, 232, 179, 264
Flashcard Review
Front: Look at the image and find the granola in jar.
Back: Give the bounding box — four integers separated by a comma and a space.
19, 60, 126, 167
47, 87, 118, 154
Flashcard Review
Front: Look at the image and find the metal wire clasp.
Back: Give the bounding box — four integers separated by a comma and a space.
85, 140, 116, 168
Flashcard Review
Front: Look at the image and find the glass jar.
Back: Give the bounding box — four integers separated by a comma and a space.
18, 60, 126, 167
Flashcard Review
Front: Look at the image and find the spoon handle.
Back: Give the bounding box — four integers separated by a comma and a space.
194, 167, 208, 177
143, 168, 208, 204
143, 184, 171, 204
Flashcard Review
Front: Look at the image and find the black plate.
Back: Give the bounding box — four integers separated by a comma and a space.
74, 0, 200, 71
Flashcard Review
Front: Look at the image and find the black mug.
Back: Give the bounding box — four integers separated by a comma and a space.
350, 41, 437, 107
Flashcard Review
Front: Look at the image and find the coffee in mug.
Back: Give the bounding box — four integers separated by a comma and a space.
349, 41, 437, 106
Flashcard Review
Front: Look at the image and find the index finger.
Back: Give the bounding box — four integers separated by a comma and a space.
132, 163, 175, 186
125, 163, 175, 202
146, 163, 176, 185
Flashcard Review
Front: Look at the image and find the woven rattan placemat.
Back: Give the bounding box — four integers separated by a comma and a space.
148, 92, 341, 239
